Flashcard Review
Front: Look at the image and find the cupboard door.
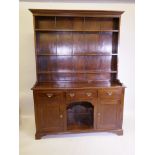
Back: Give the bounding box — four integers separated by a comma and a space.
34, 91, 64, 132
97, 100, 120, 130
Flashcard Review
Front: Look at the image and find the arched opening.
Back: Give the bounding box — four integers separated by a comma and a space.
67, 101, 94, 130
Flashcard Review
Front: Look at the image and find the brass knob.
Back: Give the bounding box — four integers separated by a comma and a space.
107, 92, 112, 96
46, 93, 53, 98
86, 92, 92, 97
97, 113, 101, 116
60, 114, 63, 118
69, 93, 75, 97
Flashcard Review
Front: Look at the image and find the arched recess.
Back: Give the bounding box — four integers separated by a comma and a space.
67, 101, 94, 130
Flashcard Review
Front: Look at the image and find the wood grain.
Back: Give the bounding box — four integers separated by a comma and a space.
30, 9, 125, 139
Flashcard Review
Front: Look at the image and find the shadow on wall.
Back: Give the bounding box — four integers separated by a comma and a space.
19, 91, 34, 117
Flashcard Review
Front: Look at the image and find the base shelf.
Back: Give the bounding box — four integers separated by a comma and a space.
67, 125, 93, 130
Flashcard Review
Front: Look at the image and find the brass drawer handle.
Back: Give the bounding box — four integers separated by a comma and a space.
86, 92, 92, 97
46, 93, 53, 98
107, 92, 112, 96
60, 114, 63, 118
69, 93, 75, 97
97, 113, 101, 116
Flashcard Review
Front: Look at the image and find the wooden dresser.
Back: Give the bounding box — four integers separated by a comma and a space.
30, 9, 125, 139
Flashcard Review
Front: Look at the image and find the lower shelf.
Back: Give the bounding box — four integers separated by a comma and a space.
67, 124, 93, 130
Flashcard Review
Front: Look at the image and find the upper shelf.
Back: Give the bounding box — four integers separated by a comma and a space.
35, 29, 119, 32
34, 15, 120, 31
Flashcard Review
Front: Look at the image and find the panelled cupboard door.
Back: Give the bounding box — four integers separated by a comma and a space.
97, 99, 121, 130
34, 91, 65, 132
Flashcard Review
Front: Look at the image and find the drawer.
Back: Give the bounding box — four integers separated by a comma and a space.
99, 100, 120, 104
35, 91, 63, 102
98, 88, 122, 100
66, 90, 97, 100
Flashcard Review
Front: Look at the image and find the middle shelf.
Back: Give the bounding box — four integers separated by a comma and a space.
35, 29, 119, 32
37, 53, 118, 56
37, 70, 117, 74
37, 55, 117, 70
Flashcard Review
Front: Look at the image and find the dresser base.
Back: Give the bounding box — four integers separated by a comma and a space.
35, 129, 123, 139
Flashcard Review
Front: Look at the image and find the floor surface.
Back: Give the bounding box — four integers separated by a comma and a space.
20, 114, 134, 155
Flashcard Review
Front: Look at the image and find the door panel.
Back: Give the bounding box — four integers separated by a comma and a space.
97, 99, 120, 130
35, 91, 64, 132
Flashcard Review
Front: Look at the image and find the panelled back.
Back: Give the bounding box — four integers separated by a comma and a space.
35, 16, 119, 83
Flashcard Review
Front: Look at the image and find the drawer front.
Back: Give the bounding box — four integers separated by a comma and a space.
35, 91, 63, 103
66, 90, 97, 100
98, 88, 122, 100
99, 100, 120, 104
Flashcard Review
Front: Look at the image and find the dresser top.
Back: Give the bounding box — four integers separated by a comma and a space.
29, 9, 124, 17
32, 81, 124, 90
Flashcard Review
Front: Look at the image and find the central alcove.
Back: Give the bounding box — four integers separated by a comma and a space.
67, 101, 94, 130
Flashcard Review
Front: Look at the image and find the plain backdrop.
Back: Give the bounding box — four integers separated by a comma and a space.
19, 2, 135, 155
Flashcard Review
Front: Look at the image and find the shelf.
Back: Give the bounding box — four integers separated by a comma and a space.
34, 12, 120, 85
32, 80, 122, 90
37, 53, 118, 56
35, 29, 119, 32
37, 80, 111, 83
38, 70, 117, 74
67, 124, 93, 130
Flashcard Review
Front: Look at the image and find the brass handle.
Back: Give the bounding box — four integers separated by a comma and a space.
69, 93, 75, 97
107, 92, 112, 96
46, 93, 53, 98
97, 113, 101, 116
60, 114, 63, 118
86, 92, 92, 97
